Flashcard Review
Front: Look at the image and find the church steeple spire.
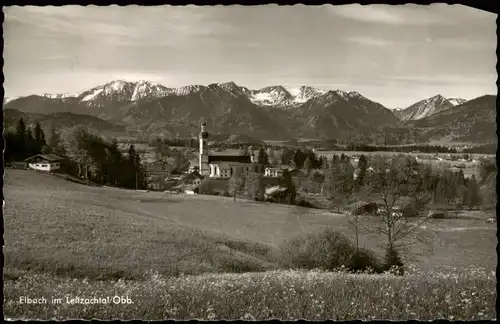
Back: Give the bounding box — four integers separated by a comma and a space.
198, 120, 210, 176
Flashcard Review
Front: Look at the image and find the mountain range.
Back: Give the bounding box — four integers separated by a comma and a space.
392, 94, 467, 121
3, 80, 497, 145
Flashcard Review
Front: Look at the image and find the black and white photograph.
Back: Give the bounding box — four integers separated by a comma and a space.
2, 3, 497, 320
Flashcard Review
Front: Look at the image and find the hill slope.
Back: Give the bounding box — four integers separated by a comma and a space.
4, 169, 496, 282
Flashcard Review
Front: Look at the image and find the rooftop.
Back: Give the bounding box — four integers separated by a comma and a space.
25, 153, 64, 162
208, 155, 252, 163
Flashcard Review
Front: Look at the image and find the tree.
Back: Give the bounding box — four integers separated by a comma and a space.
268, 148, 280, 165
240, 145, 250, 156
48, 126, 66, 156
127, 144, 146, 190
480, 172, 497, 211
153, 137, 169, 158
347, 186, 372, 253
478, 158, 497, 185
320, 156, 329, 170
357, 154, 368, 170
281, 147, 295, 165
34, 121, 46, 153
303, 170, 324, 194
172, 150, 190, 174
105, 139, 125, 187
280, 170, 296, 205
303, 157, 313, 175
26, 128, 36, 157
257, 148, 269, 166
362, 156, 432, 271
228, 169, 246, 201
245, 171, 264, 201
199, 178, 214, 195
464, 175, 481, 210
453, 194, 464, 218
15, 118, 27, 159
293, 149, 306, 169
41, 145, 52, 154
356, 155, 369, 188
330, 154, 340, 167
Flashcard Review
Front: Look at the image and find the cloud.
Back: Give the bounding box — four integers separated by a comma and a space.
327, 4, 494, 26
4, 5, 237, 49
346, 36, 394, 47
43, 55, 68, 60
379, 74, 497, 86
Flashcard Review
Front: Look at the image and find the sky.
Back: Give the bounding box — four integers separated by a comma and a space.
3, 4, 497, 108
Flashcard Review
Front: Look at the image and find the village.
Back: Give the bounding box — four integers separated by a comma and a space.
12, 118, 495, 222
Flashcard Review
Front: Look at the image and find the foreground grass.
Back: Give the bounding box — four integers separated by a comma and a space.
4, 267, 496, 320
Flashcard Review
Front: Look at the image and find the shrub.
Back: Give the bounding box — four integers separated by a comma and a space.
295, 198, 316, 208
199, 178, 214, 195
383, 247, 404, 275
279, 228, 382, 272
346, 249, 383, 273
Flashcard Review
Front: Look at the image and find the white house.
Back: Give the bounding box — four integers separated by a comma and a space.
264, 165, 289, 177
25, 154, 63, 172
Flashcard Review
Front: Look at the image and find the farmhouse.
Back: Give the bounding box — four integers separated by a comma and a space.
25, 154, 63, 172
264, 165, 290, 177
181, 172, 204, 186
144, 159, 171, 190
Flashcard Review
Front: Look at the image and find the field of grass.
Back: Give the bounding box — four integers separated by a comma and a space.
3, 169, 497, 320
5, 267, 496, 320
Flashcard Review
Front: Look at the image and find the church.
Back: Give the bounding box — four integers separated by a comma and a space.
198, 121, 258, 178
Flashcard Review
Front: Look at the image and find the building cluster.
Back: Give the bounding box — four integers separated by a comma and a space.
197, 121, 286, 179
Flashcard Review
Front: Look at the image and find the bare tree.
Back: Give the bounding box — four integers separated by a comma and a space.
245, 171, 264, 201
346, 186, 372, 253
362, 156, 432, 270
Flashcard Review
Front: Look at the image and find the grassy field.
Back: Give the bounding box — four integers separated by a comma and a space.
3, 170, 497, 320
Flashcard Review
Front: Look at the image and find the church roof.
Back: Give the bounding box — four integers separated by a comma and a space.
208, 155, 252, 163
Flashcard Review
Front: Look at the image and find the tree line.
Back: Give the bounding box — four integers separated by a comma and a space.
4, 118, 47, 162
5, 118, 149, 190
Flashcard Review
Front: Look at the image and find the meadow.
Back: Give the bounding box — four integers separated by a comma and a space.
3, 170, 497, 320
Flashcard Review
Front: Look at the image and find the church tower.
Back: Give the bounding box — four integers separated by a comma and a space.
199, 120, 210, 176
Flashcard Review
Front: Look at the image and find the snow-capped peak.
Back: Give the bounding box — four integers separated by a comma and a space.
249, 85, 294, 106
346, 91, 366, 100
334, 89, 350, 100
40, 92, 79, 99
447, 98, 467, 106
293, 86, 327, 103
174, 85, 206, 96
131, 80, 173, 101
215, 81, 249, 96
79, 80, 172, 103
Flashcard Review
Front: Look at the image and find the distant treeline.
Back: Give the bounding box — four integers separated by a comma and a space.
344, 144, 458, 153
462, 143, 497, 154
